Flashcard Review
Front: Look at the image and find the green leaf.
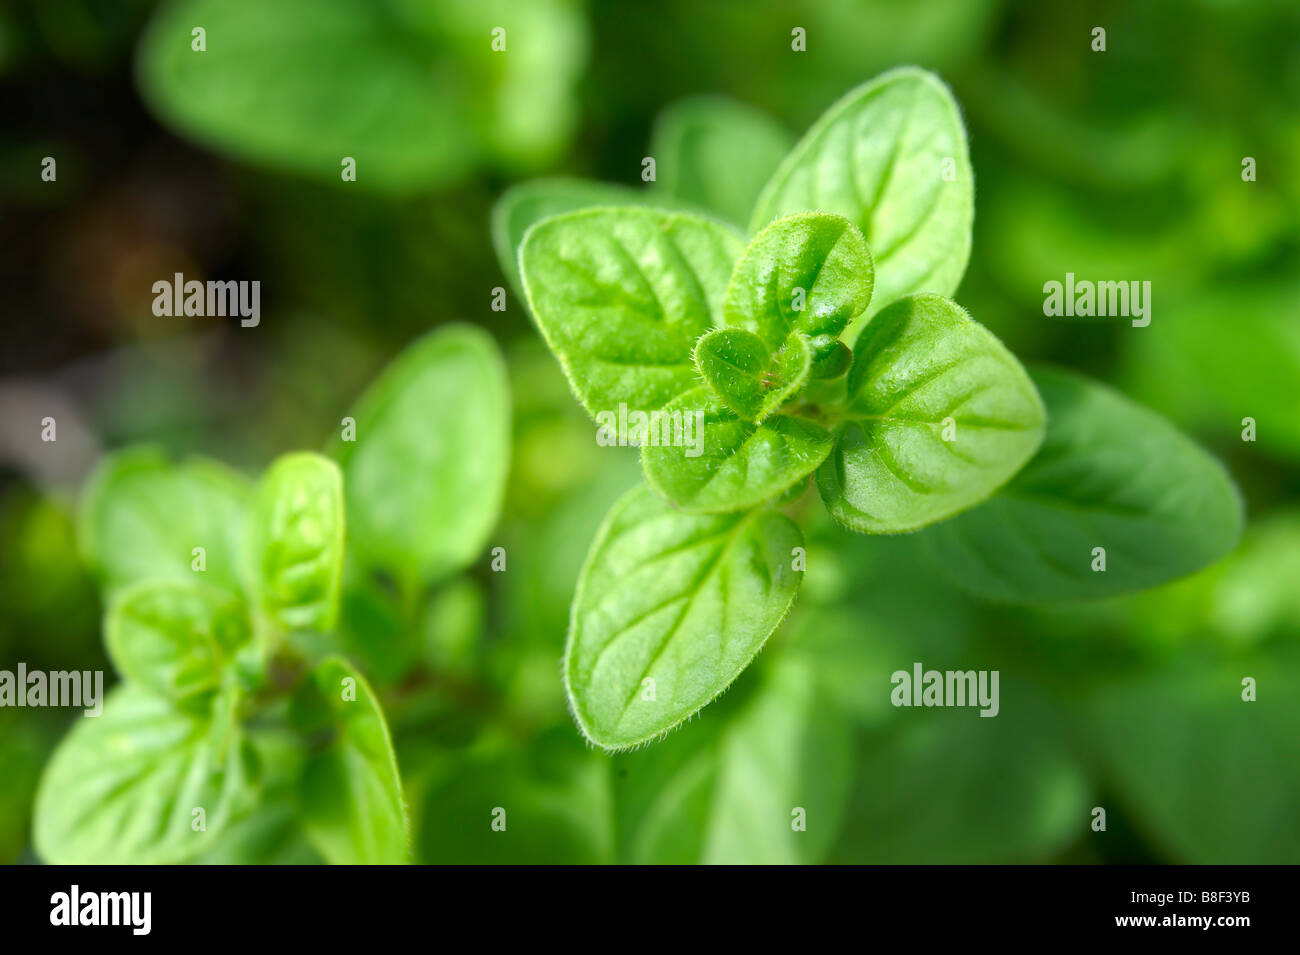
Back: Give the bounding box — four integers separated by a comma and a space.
649, 94, 794, 226
694, 327, 811, 423
79, 447, 251, 596
296, 656, 409, 864
137, 0, 587, 191
34, 685, 254, 864
565, 484, 804, 750
835, 690, 1090, 863
643, 387, 833, 513
137, 0, 477, 192
335, 325, 509, 592
751, 67, 973, 338
723, 212, 873, 351
492, 178, 648, 295
817, 294, 1045, 533
1086, 659, 1300, 864
614, 656, 853, 864
106, 580, 251, 705
246, 452, 344, 633
519, 206, 745, 417
808, 334, 853, 380
921, 367, 1244, 602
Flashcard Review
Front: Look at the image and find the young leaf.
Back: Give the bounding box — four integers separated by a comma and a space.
137, 0, 477, 192
34, 685, 254, 864
106, 580, 251, 705
79, 448, 251, 596
642, 387, 833, 513
335, 325, 509, 593
565, 484, 804, 750
296, 656, 409, 865
614, 657, 853, 864
817, 294, 1045, 533
920, 367, 1244, 602
519, 207, 745, 416
694, 327, 811, 422
650, 94, 794, 226
723, 212, 873, 352
751, 67, 973, 338
492, 178, 648, 295
246, 452, 344, 633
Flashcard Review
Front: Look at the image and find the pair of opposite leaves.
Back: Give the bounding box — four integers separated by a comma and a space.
519, 204, 1045, 534
40, 325, 511, 863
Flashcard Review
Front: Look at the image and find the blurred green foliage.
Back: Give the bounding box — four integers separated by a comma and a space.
2, 0, 1298, 863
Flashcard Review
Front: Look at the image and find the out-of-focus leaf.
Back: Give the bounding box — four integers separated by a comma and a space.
79, 448, 251, 597
1121, 283, 1300, 461
106, 580, 250, 705
1086, 658, 1300, 864
246, 452, 344, 633
137, 0, 476, 191
922, 367, 1244, 602
34, 686, 255, 864
650, 94, 793, 226
614, 656, 853, 864
335, 325, 509, 594
835, 689, 1090, 863
137, 0, 587, 191
296, 656, 409, 864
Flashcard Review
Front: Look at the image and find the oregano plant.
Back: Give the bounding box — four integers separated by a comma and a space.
32, 325, 510, 864
501, 67, 1243, 750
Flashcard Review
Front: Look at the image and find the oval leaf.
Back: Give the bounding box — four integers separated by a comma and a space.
723, 212, 873, 351
107, 580, 251, 705
643, 387, 833, 513
34, 686, 254, 864
79, 448, 251, 597
565, 485, 804, 750
694, 327, 811, 423
247, 452, 344, 633
818, 294, 1045, 533
750, 67, 973, 338
296, 656, 409, 864
519, 207, 745, 416
920, 367, 1244, 602
335, 325, 509, 592
137, 0, 477, 192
